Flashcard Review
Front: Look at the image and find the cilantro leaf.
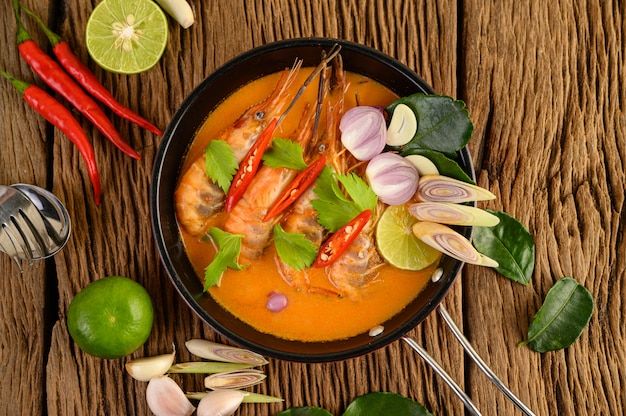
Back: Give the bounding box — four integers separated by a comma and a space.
311, 167, 376, 232
262, 138, 307, 170
204, 140, 238, 192
337, 172, 377, 212
204, 228, 246, 290
273, 224, 317, 270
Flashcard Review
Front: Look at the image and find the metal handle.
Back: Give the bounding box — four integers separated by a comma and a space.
402, 337, 482, 416
438, 306, 535, 416
403, 306, 536, 416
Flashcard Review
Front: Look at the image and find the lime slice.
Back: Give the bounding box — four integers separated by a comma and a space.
67, 276, 154, 358
86, 0, 168, 74
376, 205, 440, 270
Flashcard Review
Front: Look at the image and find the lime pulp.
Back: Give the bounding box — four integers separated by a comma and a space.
376, 205, 441, 271
86, 0, 168, 74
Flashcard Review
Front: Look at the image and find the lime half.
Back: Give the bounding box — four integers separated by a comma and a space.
67, 276, 154, 359
86, 0, 168, 74
376, 205, 440, 271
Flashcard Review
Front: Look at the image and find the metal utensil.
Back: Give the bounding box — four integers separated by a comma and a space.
0, 184, 70, 266
403, 305, 536, 416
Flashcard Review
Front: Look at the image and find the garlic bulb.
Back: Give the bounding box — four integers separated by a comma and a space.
196, 390, 245, 416
146, 376, 195, 416
125, 348, 175, 382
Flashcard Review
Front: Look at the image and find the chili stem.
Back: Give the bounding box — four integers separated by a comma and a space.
19, 2, 62, 46
0, 69, 29, 93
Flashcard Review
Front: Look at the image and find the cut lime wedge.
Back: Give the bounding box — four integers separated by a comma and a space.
376, 205, 440, 271
86, 0, 168, 74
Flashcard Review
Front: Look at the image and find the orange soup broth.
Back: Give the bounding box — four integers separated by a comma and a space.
180, 68, 435, 342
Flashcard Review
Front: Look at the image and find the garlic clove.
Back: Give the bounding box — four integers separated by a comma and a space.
386, 103, 417, 146
146, 376, 195, 416
196, 389, 245, 416
125, 347, 176, 382
185, 339, 268, 366
405, 155, 439, 176
205, 370, 266, 390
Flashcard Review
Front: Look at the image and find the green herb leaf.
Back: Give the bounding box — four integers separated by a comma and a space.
524, 277, 593, 352
273, 224, 318, 271
342, 392, 432, 416
387, 93, 473, 155
337, 172, 378, 212
277, 407, 333, 416
204, 228, 246, 290
204, 140, 238, 192
262, 138, 307, 170
401, 149, 475, 184
312, 167, 376, 232
473, 210, 535, 285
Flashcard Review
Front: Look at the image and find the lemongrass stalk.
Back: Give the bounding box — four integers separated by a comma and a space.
413, 221, 499, 267
408, 202, 500, 226
417, 175, 496, 203
186, 391, 284, 403
168, 362, 253, 374
185, 339, 268, 366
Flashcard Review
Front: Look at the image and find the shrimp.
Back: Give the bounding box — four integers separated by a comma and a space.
223, 100, 321, 260
175, 61, 302, 236
276, 56, 347, 294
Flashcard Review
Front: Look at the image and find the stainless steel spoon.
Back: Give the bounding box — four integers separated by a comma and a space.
0, 184, 70, 266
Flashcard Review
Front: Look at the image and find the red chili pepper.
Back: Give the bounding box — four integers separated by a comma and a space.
263, 155, 327, 221
12, 2, 140, 160
20, 4, 162, 136
1, 70, 101, 205
224, 118, 278, 212
313, 210, 372, 268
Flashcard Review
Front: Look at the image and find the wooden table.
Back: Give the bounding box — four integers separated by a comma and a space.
1, 1, 624, 415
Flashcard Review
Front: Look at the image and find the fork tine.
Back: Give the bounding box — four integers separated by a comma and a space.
2, 224, 27, 269
5, 220, 33, 262
17, 209, 49, 258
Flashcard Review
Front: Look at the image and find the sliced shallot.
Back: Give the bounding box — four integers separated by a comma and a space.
408, 202, 500, 226
146, 376, 195, 416
412, 221, 499, 267
196, 390, 245, 416
366, 152, 419, 205
417, 175, 496, 203
185, 339, 268, 366
205, 369, 266, 390
339, 106, 386, 160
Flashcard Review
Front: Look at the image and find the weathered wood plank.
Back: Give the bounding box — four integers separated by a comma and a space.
462, 0, 626, 414
42, 0, 463, 415
0, 1, 55, 414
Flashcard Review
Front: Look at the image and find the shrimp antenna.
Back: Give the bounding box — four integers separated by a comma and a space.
312, 51, 327, 139
277, 44, 342, 124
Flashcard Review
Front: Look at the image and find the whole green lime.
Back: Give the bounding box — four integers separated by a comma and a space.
67, 276, 154, 359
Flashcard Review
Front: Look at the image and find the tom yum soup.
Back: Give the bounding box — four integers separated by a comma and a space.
174, 52, 466, 342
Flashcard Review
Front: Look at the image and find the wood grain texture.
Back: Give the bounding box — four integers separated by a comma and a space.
0, 1, 52, 414
1, 0, 624, 415
462, 0, 626, 414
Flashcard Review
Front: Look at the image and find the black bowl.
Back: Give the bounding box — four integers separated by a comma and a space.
151, 38, 475, 362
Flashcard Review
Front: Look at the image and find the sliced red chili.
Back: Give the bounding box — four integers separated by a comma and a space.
224, 118, 278, 212
313, 209, 372, 268
263, 155, 327, 221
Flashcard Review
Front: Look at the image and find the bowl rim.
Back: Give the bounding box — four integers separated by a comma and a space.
151, 37, 475, 362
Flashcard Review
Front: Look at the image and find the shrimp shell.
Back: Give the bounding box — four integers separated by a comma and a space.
175, 61, 302, 236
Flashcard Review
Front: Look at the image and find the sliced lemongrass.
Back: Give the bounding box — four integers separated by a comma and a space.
146, 376, 195, 416
408, 202, 500, 226
412, 222, 499, 267
417, 175, 496, 203
186, 391, 284, 403
196, 390, 245, 416
405, 155, 439, 175
154, 0, 195, 28
126, 346, 176, 381
205, 370, 266, 390
387, 103, 417, 146
185, 339, 268, 366
168, 362, 253, 374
